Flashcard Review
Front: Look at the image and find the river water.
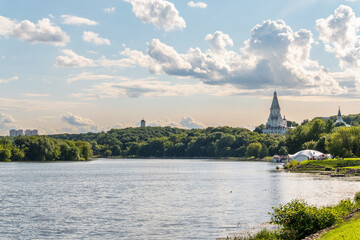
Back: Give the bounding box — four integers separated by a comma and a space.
1, 159, 360, 239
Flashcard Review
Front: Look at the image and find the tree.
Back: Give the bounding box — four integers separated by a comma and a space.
259, 143, 269, 158
0, 149, 11, 161
253, 124, 265, 134
246, 142, 262, 158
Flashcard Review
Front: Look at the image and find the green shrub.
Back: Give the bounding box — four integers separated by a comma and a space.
284, 160, 300, 169
355, 192, 360, 205
332, 199, 357, 217
324, 167, 332, 171
233, 229, 280, 240
270, 199, 340, 240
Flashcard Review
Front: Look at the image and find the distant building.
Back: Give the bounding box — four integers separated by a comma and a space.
334, 107, 350, 127
31, 129, 38, 135
9, 129, 16, 137
15, 129, 23, 136
10, 129, 38, 137
263, 91, 288, 134
140, 119, 146, 127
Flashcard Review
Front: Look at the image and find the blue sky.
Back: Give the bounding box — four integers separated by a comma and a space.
0, 0, 360, 135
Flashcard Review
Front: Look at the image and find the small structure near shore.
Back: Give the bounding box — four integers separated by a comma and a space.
272, 155, 288, 163
288, 150, 332, 162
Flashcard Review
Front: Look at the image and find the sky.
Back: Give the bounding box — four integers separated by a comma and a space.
1, 0, 360, 135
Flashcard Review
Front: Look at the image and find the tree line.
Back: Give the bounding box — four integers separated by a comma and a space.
0, 136, 92, 161
2, 113, 360, 161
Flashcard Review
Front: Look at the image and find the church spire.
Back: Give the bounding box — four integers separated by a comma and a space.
270, 91, 280, 110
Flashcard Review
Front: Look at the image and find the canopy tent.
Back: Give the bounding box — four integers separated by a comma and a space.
288, 150, 332, 162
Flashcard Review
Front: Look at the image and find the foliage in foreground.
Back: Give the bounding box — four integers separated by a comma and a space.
269, 198, 358, 240
233, 192, 360, 240
231, 229, 280, 240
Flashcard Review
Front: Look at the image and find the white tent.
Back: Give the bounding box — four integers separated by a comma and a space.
288, 150, 332, 162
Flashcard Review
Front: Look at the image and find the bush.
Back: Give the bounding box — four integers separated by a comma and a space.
284, 160, 300, 169
270, 199, 340, 240
355, 192, 360, 205
324, 167, 333, 171
233, 229, 280, 240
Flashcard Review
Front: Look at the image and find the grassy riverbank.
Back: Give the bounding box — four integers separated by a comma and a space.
285, 158, 360, 176
318, 212, 360, 240
222, 192, 360, 240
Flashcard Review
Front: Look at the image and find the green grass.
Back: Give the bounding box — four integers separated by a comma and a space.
343, 166, 360, 169
290, 158, 360, 171
319, 214, 360, 240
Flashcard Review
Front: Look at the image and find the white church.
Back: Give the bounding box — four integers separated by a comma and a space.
263, 91, 288, 134
262, 92, 350, 135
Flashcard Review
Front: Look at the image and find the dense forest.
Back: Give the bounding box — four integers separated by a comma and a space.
0, 136, 91, 161
2, 113, 360, 161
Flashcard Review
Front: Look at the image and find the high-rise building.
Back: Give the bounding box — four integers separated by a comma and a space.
263, 91, 288, 134
10, 129, 38, 136
15, 129, 24, 136
31, 129, 39, 135
9, 129, 16, 137
140, 119, 146, 127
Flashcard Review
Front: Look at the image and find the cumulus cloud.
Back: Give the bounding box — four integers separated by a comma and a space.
83, 31, 111, 45
145, 116, 206, 129
188, 1, 207, 8
62, 112, 98, 132
0, 16, 69, 46
316, 5, 360, 90
180, 116, 206, 129
118, 19, 347, 95
104, 7, 116, 13
0, 113, 19, 135
56, 49, 95, 67
124, 0, 186, 31
0, 76, 18, 83
61, 15, 97, 26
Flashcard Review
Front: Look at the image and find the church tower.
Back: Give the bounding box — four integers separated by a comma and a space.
334, 106, 349, 127
263, 91, 288, 134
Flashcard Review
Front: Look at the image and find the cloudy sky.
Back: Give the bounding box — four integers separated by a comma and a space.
1, 0, 360, 135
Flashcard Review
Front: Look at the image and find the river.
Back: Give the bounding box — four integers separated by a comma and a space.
1, 159, 360, 239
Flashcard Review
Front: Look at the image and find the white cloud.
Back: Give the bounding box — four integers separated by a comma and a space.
180, 116, 206, 129
104, 7, 116, 13
61, 15, 97, 26
145, 116, 206, 129
83, 31, 111, 45
62, 112, 98, 132
316, 5, 360, 90
56, 49, 95, 67
0, 76, 18, 83
0, 16, 69, 46
72, 77, 244, 99
56, 47, 151, 68
124, 0, 186, 31
0, 113, 19, 135
316, 5, 360, 70
67, 72, 117, 83
188, 1, 207, 8
119, 19, 347, 95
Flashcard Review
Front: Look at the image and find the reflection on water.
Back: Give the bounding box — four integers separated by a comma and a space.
0, 159, 359, 239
